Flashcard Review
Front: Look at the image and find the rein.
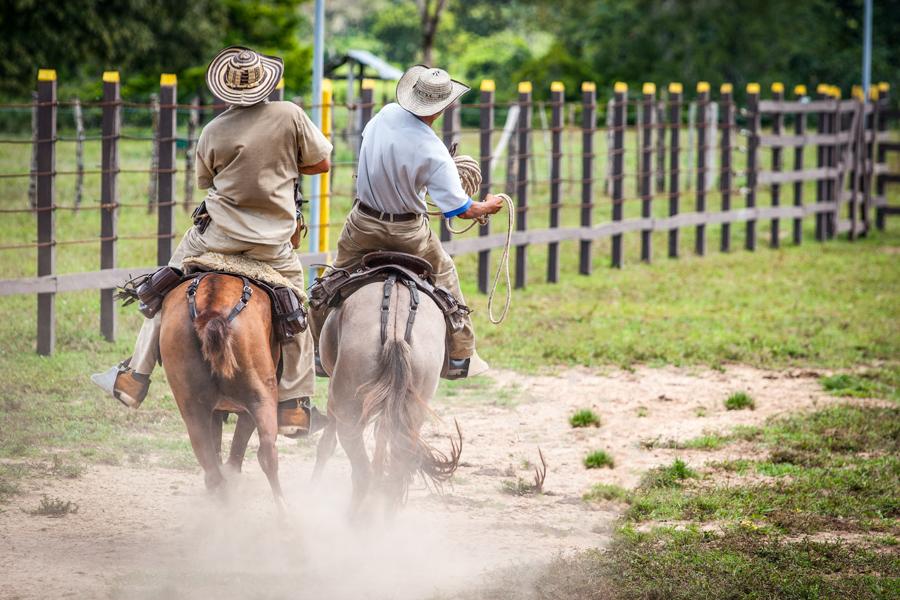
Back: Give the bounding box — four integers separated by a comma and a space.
187, 273, 253, 322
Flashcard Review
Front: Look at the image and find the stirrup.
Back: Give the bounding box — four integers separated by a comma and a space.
443, 358, 470, 380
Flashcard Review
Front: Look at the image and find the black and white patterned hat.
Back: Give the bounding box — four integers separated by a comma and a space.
206, 46, 283, 107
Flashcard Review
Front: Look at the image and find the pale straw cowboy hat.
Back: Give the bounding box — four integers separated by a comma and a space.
396, 65, 470, 117
206, 46, 284, 107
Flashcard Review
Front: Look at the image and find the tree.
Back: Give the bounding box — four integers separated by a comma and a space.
418, 0, 448, 66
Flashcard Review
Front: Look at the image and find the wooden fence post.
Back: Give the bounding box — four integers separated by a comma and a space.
792, 85, 807, 245
359, 79, 375, 157
183, 97, 199, 212
720, 83, 733, 252
157, 74, 177, 266
36, 69, 57, 355
695, 81, 710, 255
73, 98, 84, 209
579, 82, 596, 275
611, 82, 627, 268
815, 84, 828, 241
655, 100, 666, 193
667, 82, 682, 258
745, 82, 760, 251
875, 83, 889, 230
548, 81, 564, 282
770, 82, 784, 247
515, 82, 532, 289
478, 80, 494, 293
100, 71, 120, 342
827, 86, 840, 239
640, 83, 655, 262
440, 100, 458, 243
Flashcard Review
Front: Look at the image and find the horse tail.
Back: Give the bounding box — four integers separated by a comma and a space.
358, 339, 461, 497
193, 311, 238, 380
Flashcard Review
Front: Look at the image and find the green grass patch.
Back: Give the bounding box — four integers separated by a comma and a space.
569, 408, 601, 428
724, 391, 755, 411
584, 450, 615, 469
583, 483, 630, 503
821, 367, 900, 401
638, 458, 697, 489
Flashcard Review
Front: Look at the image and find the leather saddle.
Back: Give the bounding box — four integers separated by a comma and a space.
308, 251, 470, 335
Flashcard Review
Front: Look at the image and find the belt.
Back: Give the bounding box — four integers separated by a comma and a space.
355, 201, 420, 223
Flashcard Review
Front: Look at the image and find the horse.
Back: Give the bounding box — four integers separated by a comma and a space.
312, 277, 461, 515
159, 273, 285, 508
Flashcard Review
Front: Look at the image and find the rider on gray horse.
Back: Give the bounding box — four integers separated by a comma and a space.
315, 65, 504, 379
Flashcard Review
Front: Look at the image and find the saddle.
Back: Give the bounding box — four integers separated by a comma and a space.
117, 254, 307, 343
308, 251, 470, 335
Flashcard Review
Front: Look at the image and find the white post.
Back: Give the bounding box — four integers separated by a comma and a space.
309, 0, 326, 253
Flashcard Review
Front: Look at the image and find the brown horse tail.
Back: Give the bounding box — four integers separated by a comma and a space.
358, 339, 461, 497
193, 311, 238, 380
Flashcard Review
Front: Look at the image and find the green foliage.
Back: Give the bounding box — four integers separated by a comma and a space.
24, 495, 79, 517
821, 368, 899, 400
639, 458, 696, 490
584, 450, 615, 469
569, 408, 601, 428
368, 3, 422, 66
583, 483, 630, 503
0, 0, 312, 100
724, 391, 755, 411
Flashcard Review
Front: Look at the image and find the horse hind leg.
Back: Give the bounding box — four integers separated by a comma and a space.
181, 400, 227, 495
246, 395, 286, 511
337, 421, 372, 518
311, 413, 337, 483
224, 412, 255, 475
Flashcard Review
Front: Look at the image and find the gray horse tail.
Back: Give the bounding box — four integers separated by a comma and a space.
358, 339, 461, 496
193, 311, 238, 380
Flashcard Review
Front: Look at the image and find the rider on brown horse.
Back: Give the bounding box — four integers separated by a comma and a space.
91, 46, 332, 436
312, 65, 504, 379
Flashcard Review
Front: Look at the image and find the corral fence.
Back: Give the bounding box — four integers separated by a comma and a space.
0, 71, 897, 355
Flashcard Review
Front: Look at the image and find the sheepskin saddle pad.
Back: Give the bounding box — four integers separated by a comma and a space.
182, 252, 307, 302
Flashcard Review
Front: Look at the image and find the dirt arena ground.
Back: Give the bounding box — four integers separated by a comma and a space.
0, 366, 839, 600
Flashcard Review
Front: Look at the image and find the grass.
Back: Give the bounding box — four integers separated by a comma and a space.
530, 404, 900, 598
821, 369, 900, 400
724, 391, 755, 411
24, 495, 79, 517
569, 408, 601, 428
584, 450, 615, 469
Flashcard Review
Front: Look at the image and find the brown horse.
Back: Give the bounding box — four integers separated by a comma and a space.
159, 273, 284, 507
313, 279, 461, 515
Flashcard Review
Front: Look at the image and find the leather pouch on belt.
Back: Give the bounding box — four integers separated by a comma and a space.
136, 266, 183, 318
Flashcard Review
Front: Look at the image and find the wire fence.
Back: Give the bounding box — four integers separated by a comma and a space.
0, 73, 897, 355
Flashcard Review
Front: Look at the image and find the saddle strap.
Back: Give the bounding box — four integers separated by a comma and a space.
380, 274, 397, 344
187, 273, 253, 323
404, 280, 419, 343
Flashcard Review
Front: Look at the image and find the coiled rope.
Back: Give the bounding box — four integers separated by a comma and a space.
445, 154, 514, 324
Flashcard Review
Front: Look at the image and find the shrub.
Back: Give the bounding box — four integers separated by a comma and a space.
569, 409, 601, 428
584, 450, 615, 469
725, 391, 755, 411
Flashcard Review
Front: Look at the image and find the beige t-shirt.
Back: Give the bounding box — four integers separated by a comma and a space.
196, 101, 332, 244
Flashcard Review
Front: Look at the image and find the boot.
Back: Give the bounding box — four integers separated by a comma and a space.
90, 362, 150, 408
278, 397, 326, 438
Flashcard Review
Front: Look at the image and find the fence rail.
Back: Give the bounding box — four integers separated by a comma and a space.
0, 71, 897, 355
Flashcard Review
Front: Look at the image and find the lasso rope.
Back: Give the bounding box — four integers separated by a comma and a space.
448, 154, 514, 325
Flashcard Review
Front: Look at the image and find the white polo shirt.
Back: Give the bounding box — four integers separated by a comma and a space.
355, 103, 472, 218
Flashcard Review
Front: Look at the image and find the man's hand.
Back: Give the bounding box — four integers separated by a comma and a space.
300, 157, 330, 175
458, 194, 504, 220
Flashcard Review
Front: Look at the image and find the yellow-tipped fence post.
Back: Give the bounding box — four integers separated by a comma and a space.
477, 80, 495, 292
792, 85, 807, 245
548, 81, 564, 283
667, 82, 683, 258
100, 71, 121, 342
745, 82, 760, 251
640, 83, 656, 262
720, 83, 734, 252
36, 68, 57, 355
770, 82, 785, 248
318, 78, 333, 256
695, 81, 710, 256
157, 74, 177, 265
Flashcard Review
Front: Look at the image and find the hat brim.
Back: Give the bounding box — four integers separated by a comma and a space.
396, 65, 470, 117
206, 46, 284, 107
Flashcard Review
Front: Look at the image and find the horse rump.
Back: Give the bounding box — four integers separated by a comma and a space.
358, 339, 462, 497
193, 311, 238, 380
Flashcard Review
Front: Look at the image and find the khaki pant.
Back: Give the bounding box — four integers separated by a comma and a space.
327, 206, 476, 359
130, 220, 315, 400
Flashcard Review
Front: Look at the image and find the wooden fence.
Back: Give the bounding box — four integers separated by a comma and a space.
0, 70, 897, 355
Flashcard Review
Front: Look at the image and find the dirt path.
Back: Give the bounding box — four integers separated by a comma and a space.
0, 366, 836, 599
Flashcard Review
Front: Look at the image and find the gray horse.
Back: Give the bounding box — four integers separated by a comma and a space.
312, 279, 461, 514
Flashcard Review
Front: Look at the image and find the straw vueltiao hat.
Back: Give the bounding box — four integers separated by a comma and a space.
206, 46, 283, 107
396, 65, 470, 117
